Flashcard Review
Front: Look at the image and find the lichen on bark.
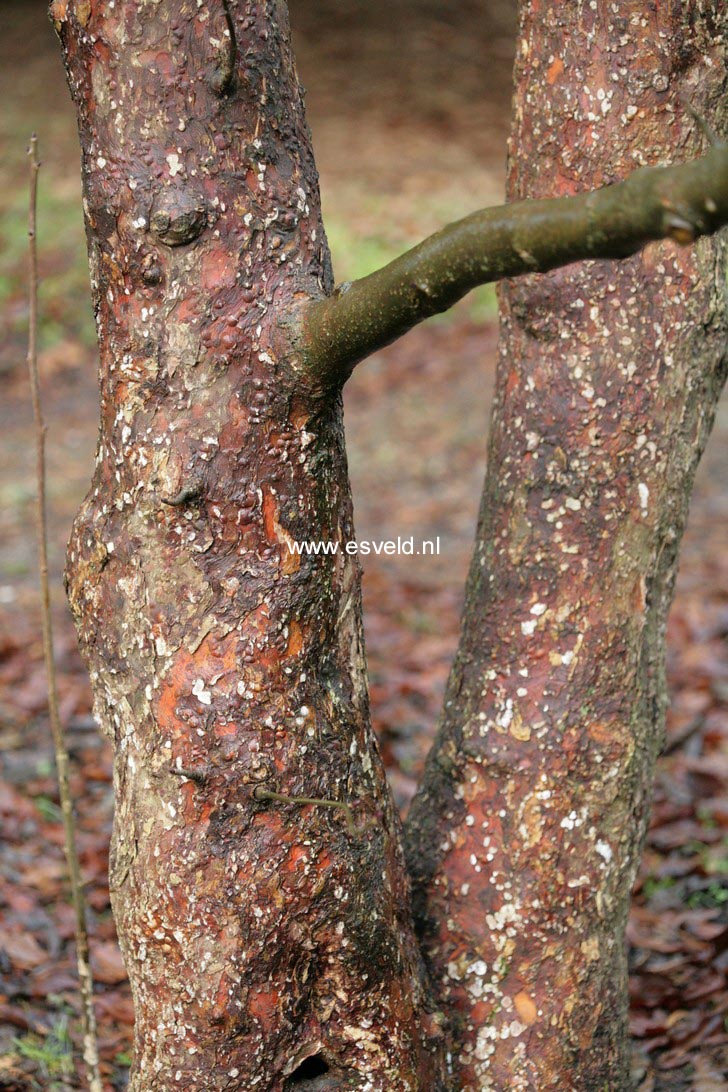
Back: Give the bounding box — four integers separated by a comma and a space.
405, 3, 727, 1089
56, 0, 728, 1089
56, 1, 439, 1088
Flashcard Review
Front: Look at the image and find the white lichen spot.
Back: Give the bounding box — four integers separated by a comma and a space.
596, 840, 613, 862
638, 482, 649, 515
166, 153, 183, 177
447, 961, 462, 982
497, 699, 514, 730
521, 619, 537, 636
192, 678, 212, 705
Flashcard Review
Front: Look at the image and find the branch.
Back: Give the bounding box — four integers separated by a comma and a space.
26, 136, 102, 1092
295, 141, 728, 385
253, 785, 365, 837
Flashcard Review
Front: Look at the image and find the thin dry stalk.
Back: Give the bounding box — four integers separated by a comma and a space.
26, 134, 103, 1092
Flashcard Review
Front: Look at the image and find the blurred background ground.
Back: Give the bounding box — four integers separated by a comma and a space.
0, 1, 726, 1088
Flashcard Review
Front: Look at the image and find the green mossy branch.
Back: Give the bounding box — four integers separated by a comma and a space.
295, 142, 728, 385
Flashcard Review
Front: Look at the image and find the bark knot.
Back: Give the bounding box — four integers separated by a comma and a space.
150, 190, 211, 247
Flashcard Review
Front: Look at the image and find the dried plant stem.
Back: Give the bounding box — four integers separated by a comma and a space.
26, 135, 102, 1092
253, 785, 361, 835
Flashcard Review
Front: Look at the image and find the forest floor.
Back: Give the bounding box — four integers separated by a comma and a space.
0, 1, 727, 1088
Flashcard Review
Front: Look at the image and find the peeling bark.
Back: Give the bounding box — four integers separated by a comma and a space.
55, 2, 439, 1088
57, 0, 728, 1089
406, 3, 727, 1089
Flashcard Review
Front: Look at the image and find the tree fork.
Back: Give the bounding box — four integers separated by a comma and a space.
55, 0, 728, 1089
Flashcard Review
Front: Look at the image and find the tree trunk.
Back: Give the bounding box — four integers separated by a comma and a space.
54, 2, 439, 1088
55, 0, 728, 1088
406, 3, 727, 1089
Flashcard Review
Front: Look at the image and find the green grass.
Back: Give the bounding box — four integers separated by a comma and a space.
641, 875, 676, 899
13, 1014, 73, 1090
324, 212, 498, 326
687, 881, 728, 910
0, 184, 95, 352
685, 836, 728, 875
33, 795, 64, 822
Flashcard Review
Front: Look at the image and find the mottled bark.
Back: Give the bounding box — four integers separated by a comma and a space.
406, 3, 727, 1090
57, 0, 728, 1089
55, 2, 439, 1089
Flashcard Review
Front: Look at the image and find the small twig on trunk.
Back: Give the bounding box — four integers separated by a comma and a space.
160, 481, 203, 507
169, 764, 209, 783
26, 135, 102, 1092
253, 785, 363, 836
682, 98, 723, 148
211, 0, 237, 96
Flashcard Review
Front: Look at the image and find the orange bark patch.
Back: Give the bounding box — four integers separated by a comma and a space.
156, 631, 240, 739
505, 368, 520, 399
219, 402, 249, 453
49, 1, 68, 26
156, 651, 200, 740
212, 721, 240, 740
632, 574, 647, 612
286, 619, 304, 657
248, 988, 280, 1034
586, 720, 614, 746
262, 486, 300, 574
200, 246, 237, 292
262, 486, 277, 543
287, 844, 309, 871
514, 991, 538, 1026
546, 57, 564, 84
289, 399, 311, 430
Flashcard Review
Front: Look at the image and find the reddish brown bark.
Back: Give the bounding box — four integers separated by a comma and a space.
406, 3, 727, 1089
55, 2, 439, 1088
56, 0, 728, 1089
